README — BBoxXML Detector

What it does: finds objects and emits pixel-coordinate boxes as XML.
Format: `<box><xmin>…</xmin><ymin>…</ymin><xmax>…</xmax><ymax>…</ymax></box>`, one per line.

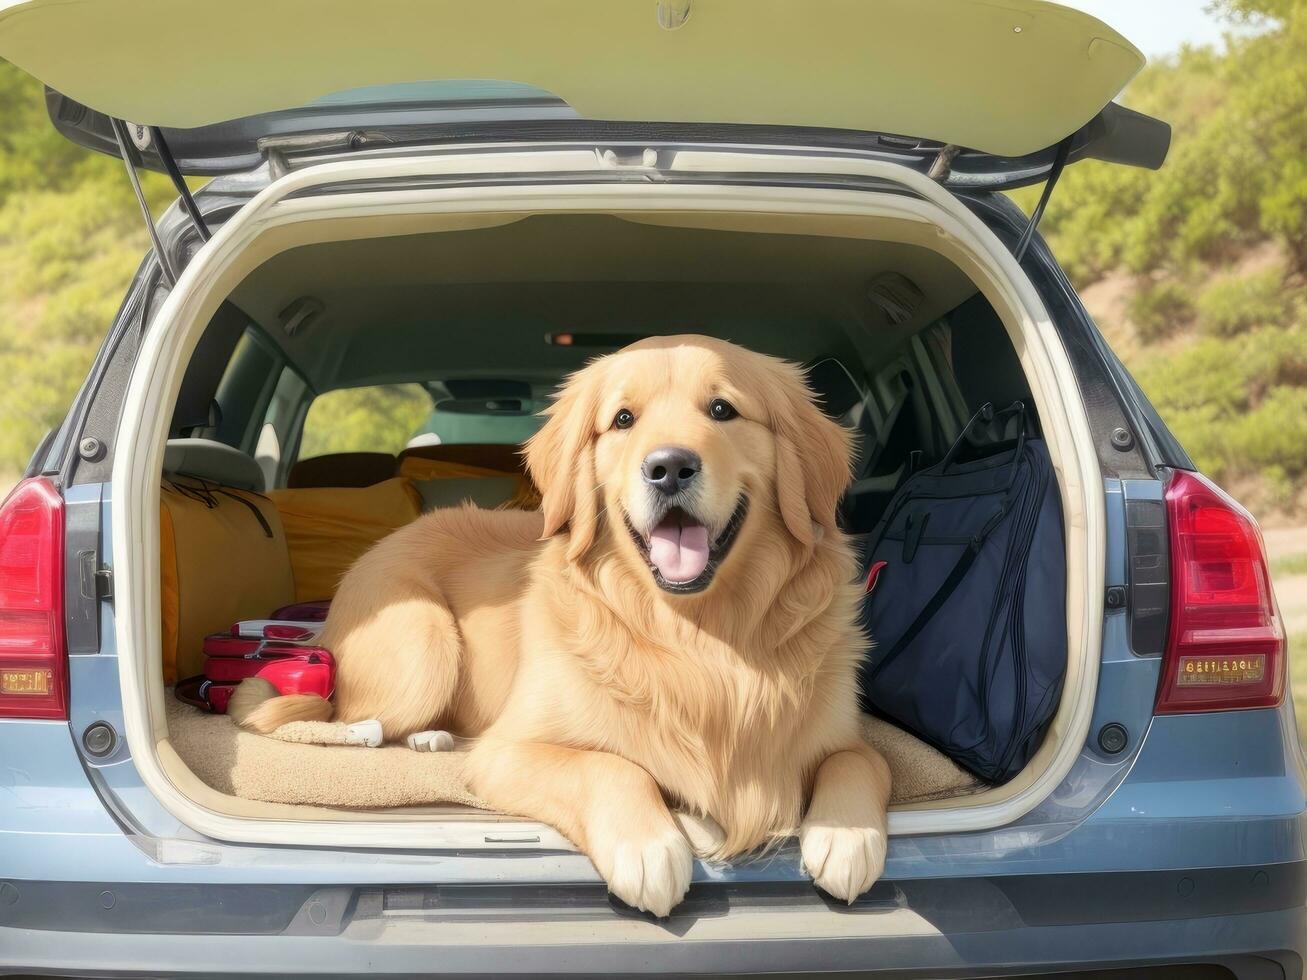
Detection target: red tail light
<box><xmin>1155</xmin><ymin>470</ymin><xmax>1284</xmax><ymax>714</ymax></box>
<box><xmin>0</xmin><ymin>478</ymin><xmax>67</xmax><ymax>720</ymax></box>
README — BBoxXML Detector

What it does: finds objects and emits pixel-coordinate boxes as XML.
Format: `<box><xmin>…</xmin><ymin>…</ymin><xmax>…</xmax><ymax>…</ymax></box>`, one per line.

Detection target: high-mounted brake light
<box><xmin>1155</xmin><ymin>470</ymin><xmax>1284</xmax><ymax>714</ymax></box>
<box><xmin>0</xmin><ymin>478</ymin><xmax>67</xmax><ymax>720</ymax></box>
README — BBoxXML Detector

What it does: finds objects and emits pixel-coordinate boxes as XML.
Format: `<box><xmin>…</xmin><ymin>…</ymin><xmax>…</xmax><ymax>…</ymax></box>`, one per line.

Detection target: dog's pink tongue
<box><xmin>649</xmin><ymin>520</ymin><xmax>710</xmax><ymax>583</ymax></box>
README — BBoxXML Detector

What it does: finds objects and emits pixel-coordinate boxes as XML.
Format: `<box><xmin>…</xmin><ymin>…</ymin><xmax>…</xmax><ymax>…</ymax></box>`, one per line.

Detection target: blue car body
<box><xmin>0</xmin><ymin>163</ymin><xmax>1301</xmax><ymax>977</ymax></box>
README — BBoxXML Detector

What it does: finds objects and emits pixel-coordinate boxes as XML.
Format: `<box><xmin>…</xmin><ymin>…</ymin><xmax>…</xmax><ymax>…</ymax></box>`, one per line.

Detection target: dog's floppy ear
<box><xmin>524</xmin><ymin>366</ymin><xmax>601</xmax><ymax>561</ymax></box>
<box><xmin>769</xmin><ymin>361</ymin><xmax>853</xmax><ymax>547</ymax></box>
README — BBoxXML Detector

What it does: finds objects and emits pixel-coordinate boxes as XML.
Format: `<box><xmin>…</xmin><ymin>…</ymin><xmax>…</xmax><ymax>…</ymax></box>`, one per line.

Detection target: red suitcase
<box><xmin>176</xmin><ymin>624</ymin><xmax>335</xmax><ymax>714</ymax></box>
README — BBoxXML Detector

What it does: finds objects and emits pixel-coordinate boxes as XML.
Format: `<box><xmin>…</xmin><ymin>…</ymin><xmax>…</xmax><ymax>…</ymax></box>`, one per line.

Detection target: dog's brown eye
<box><xmin>613</xmin><ymin>408</ymin><xmax>635</xmax><ymax>430</ymax></box>
<box><xmin>708</xmin><ymin>398</ymin><xmax>738</xmax><ymax>422</ymax></box>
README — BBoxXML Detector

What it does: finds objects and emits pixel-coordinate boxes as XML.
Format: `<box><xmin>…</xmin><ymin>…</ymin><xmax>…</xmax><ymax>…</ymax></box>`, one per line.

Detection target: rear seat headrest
<box><xmin>163</xmin><ymin>438</ymin><xmax>265</xmax><ymax>492</ymax></box>
<box><xmin>287</xmin><ymin>452</ymin><xmax>397</xmax><ymax>489</ymax></box>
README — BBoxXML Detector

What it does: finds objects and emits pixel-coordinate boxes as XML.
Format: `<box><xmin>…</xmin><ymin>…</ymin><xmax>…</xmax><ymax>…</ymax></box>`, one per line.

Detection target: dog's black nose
<box><xmin>642</xmin><ymin>446</ymin><xmax>701</xmax><ymax>496</ymax></box>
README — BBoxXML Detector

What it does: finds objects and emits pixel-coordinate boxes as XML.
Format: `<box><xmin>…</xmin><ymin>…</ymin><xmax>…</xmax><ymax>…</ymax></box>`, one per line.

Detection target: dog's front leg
<box><xmin>468</xmin><ymin>740</ymin><xmax>692</xmax><ymax>916</ymax></box>
<box><xmin>799</xmin><ymin>744</ymin><xmax>891</xmax><ymax>903</ymax></box>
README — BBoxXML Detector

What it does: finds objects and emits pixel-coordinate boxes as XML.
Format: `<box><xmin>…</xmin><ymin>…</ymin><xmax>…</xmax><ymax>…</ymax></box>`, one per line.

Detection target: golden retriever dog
<box><xmin>232</xmin><ymin>335</ymin><xmax>891</xmax><ymax>915</ymax></box>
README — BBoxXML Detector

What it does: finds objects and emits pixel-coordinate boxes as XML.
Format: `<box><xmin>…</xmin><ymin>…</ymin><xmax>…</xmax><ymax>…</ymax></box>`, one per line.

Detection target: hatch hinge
<box><xmin>1012</xmin><ymin>134</ymin><xmax>1074</xmax><ymax>262</ymax></box>
<box><xmin>927</xmin><ymin>144</ymin><xmax>961</xmax><ymax>182</ymax></box>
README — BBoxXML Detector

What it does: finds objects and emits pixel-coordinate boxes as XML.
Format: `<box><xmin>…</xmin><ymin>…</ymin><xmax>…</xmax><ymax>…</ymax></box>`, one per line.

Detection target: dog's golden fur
<box><xmin>232</xmin><ymin>335</ymin><xmax>891</xmax><ymax>914</ymax></box>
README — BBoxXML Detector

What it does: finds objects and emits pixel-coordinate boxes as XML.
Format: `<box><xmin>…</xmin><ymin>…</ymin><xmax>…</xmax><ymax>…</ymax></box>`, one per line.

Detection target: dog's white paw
<box><xmin>596</xmin><ymin>828</ymin><xmax>693</xmax><ymax>917</ymax></box>
<box><xmin>406</xmin><ymin>729</ymin><xmax>456</xmax><ymax>752</ymax></box>
<box><xmin>673</xmin><ymin>810</ymin><xmax>726</xmax><ymax>859</ymax></box>
<box><xmin>344</xmin><ymin>719</ymin><xmax>383</xmax><ymax>748</ymax></box>
<box><xmin>799</xmin><ymin>821</ymin><xmax>886</xmax><ymax>904</ymax></box>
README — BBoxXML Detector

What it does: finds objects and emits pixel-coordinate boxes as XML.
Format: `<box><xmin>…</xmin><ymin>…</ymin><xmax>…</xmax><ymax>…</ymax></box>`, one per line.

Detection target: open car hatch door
<box><xmin>0</xmin><ymin>0</ymin><xmax>1168</xmax><ymax>185</ymax></box>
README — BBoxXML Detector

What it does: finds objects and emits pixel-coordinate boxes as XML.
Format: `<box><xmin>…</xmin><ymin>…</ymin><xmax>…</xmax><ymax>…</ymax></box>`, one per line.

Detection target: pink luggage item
<box><xmin>269</xmin><ymin>599</ymin><xmax>331</xmax><ymax>622</ymax></box>
<box><xmin>175</xmin><ymin>630</ymin><xmax>335</xmax><ymax>714</ymax></box>
<box><xmin>231</xmin><ymin>620</ymin><xmax>324</xmax><ymax>643</ymax></box>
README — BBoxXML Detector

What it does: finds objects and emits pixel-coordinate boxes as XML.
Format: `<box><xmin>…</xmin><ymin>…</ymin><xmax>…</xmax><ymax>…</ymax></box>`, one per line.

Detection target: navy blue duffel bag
<box><xmin>858</xmin><ymin>401</ymin><xmax>1066</xmax><ymax>784</ymax></box>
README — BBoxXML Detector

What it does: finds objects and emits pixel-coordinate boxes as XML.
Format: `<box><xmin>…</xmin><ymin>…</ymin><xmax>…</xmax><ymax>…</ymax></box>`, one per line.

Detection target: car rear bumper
<box><xmin>8</xmin><ymin>664</ymin><xmax>1307</xmax><ymax>976</ymax></box>
<box><xmin>2</xmin><ymin>870</ymin><xmax>1305</xmax><ymax>978</ymax></box>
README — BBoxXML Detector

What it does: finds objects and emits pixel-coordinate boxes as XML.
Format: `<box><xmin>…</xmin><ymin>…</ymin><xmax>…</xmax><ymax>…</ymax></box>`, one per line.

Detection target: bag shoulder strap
<box><xmin>868</xmin><ymin>541</ymin><xmax>979</xmax><ymax>680</ymax></box>
<box><xmin>867</xmin><ymin>501</ymin><xmax>1012</xmax><ymax>680</ymax></box>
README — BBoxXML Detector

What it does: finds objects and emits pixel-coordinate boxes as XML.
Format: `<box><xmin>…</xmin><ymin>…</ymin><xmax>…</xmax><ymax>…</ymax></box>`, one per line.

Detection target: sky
<box><xmin>1061</xmin><ymin>0</ymin><xmax>1231</xmax><ymax>56</ymax></box>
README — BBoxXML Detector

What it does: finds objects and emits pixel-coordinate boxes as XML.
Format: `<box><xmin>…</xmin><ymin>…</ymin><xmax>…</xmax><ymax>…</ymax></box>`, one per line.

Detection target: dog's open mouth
<box><xmin>626</xmin><ymin>498</ymin><xmax>748</xmax><ymax>594</ymax></box>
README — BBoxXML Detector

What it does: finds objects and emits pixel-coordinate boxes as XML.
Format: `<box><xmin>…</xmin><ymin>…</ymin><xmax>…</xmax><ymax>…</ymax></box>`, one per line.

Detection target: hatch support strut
<box><xmin>1012</xmin><ymin>135</ymin><xmax>1073</xmax><ymax>262</ymax></box>
<box><xmin>108</xmin><ymin>118</ymin><xmax>212</xmax><ymax>287</ymax></box>
<box><xmin>150</xmin><ymin>126</ymin><xmax>211</xmax><ymax>244</ymax></box>
<box><xmin>109</xmin><ymin>117</ymin><xmax>177</xmax><ymax>287</ymax></box>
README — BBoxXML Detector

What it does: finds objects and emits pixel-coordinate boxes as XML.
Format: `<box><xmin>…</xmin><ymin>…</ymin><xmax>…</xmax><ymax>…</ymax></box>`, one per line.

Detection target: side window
<box><xmin>944</xmin><ymin>294</ymin><xmax>1033</xmax><ymax>414</ymax></box>
<box><xmin>212</xmin><ymin>328</ymin><xmax>282</xmax><ymax>452</ymax></box>
<box><xmin>172</xmin><ymin>305</ymin><xmax>262</xmax><ymax>442</ymax></box>
<box><xmin>911</xmin><ymin>320</ymin><xmax>968</xmax><ymax>449</ymax></box>
<box><xmin>255</xmin><ymin>366</ymin><xmax>311</xmax><ymax>489</ymax></box>
<box><xmin>298</xmin><ymin>384</ymin><xmax>433</xmax><ymax>461</ymax></box>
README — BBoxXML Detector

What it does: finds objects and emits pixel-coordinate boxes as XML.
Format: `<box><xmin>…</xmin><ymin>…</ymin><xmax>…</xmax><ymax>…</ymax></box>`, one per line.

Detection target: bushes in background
<box><xmin>1195</xmin><ymin>270</ymin><xmax>1298</xmax><ymax>336</ymax></box>
<box><xmin>0</xmin><ymin>61</ymin><xmax>171</xmax><ymax>476</ymax></box>
<box><xmin>1128</xmin><ymin>280</ymin><xmax>1195</xmax><ymax>342</ymax></box>
<box><xmin>1017</xmin><ymin>0</ymin><xmax>1307</xmax><ymax>510</ymax></box>
<box><xmin>1026</xmin><ymin>1</ymin><xmax>1307</xmax><ymax>283</ymax></box>
<box><xmin>1135</xmin><ymin>323</ymin><xmax>1307</xmax><ymax>508</ymax></box>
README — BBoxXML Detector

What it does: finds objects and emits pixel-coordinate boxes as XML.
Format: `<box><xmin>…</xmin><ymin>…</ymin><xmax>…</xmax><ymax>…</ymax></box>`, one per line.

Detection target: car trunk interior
<box><xmin>146</xmin><ymin>208</ymin><xmax>1071</xmax><ymax>833</ymax></box>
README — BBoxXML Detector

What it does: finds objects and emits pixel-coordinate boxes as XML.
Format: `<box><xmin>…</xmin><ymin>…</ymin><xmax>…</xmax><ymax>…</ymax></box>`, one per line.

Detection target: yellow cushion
<box><xmin>268</xmin><ymin>477</ymin><xmax>422</xmax><ymax>601</ymax></box>
<box><xmin>159</xmin><ymin>483</ymin><xmax>296</xmax><ymax>683</ymax></box>
<box><xmin>397</xmin><ymin>457</ymin><xmax>540</xmax><ymax>510</ymax></box>
<box><xmin>398</xmin><ymin>456</ymin><xmax>510</xmax><ymax>481</ymax></box>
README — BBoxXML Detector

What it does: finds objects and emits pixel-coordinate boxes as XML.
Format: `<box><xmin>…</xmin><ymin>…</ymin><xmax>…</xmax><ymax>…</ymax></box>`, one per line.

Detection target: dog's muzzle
<box><xmin>625</xmin><ymin>497</ymin><xmax>749</xmax><ymax>594</ymax></box>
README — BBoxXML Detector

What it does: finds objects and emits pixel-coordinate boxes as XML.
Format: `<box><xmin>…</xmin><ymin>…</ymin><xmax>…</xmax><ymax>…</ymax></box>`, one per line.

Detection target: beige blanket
<box><xmin>166</xmin><ymin>695</ymin><xmax>980</xmax><ymax>810</ymax></box>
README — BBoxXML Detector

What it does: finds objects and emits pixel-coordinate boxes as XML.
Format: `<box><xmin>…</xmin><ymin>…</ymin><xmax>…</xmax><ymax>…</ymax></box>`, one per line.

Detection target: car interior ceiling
<box><xmin>223</xmin><ymin>214</ymin><xmax>975</xmax><ymax>390</ymax></box>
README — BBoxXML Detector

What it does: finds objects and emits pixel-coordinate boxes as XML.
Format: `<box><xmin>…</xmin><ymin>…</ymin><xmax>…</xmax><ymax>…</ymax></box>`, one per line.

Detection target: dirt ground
<box><xmin>1263</xmin><ymin>527</ymin><xmax>1307</xmax><ymax>745</ymax></box>
<box><xmin>1267</xmin><ymin>526</ymin><xmax>1307</xmax><ymax>636</ymax></box>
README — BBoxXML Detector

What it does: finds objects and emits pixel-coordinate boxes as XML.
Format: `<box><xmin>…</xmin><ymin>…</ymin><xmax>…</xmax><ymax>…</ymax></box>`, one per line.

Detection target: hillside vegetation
<box><xmin>0</xmin><ymin>0</ymin><xmax>1305</xmax><ymax>513</ymax></box>
<box><xmin>0</xmin><ymin>67</ymin><xmax>171</xmax><ymax>479</ymax></box>
<box><xmin>1012</xmin><ymin>0</ymin><xmax>1307</xmax><ymax>515</ymax></box>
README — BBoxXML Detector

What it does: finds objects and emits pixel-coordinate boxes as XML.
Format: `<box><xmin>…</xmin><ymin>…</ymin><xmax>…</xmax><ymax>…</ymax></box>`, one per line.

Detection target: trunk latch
<box><xmin>78</xmin><ymin>552</ymin><xmax>113</xmax><ymax>601</ymax></box>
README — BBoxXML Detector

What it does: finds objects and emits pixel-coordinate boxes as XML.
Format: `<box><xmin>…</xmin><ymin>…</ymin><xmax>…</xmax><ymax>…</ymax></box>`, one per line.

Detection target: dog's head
<box><xmin>525</xmin><ymin>335</ymin><xmax>851</xmax><ymax>595</ymax></box>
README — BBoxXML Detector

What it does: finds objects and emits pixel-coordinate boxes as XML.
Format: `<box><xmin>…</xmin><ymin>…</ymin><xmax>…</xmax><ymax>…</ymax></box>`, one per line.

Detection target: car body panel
<box><xmin>0</xmin><ymin>0</ymin><xmax>1143</xmax><ymax>157</ymax></box>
